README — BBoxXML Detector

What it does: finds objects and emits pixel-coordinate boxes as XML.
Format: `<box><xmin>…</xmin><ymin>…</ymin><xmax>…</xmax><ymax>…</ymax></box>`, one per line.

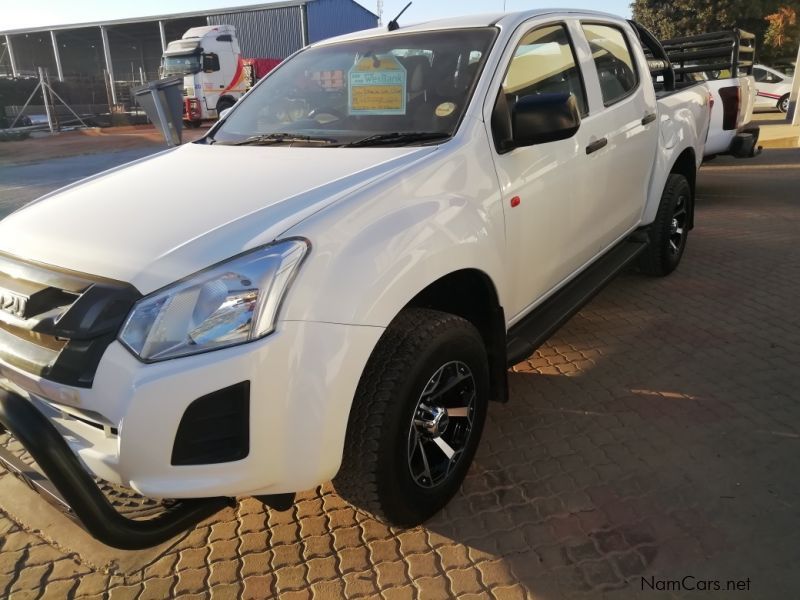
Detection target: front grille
<box><xmin>0</xmin><ymin>252</ymin><xmax>140</xmax><ymax>388</ymax></box>
<box><xmin>172</xmin><ymin>382</ymin><xmax>250</xmax><ymax>466</ymax></box>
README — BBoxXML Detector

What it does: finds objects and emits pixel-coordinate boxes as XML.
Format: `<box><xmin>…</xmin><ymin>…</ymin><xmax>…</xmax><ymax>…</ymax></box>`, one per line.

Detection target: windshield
<box><xmin>211</xmin><ymin>28</ymin><xmax>497</xmax><ymax>146</ymax></box>
<box><xmin>162</xmin><ymin>54</ymin><xmax>202</xmax><ymax>77</ymax></box>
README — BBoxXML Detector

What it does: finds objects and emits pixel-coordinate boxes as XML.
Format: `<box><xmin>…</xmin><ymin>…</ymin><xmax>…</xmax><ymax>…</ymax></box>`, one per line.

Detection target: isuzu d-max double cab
<box><xmin>0</xmin><ymin>10</ymin><xmax>710</xmax><ymax>548</ymax></box>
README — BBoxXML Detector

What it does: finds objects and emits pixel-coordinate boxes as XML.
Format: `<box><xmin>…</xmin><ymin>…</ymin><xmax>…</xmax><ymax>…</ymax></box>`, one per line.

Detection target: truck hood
<box><xmin>0</xmin><ymin>143</ymin><xmax>436</xmax><ymax>294</ymax></box>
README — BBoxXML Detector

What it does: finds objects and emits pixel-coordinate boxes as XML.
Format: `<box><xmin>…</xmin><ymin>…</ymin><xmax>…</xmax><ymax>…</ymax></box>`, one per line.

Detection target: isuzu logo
<box><xmin>0</xmin><ymin>288</ymin><xmax>28</xmax><ymax>318</ymax></box>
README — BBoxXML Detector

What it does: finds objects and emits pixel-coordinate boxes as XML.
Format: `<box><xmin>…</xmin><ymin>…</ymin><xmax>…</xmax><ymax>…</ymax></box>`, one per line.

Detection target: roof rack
<box><xmin>661</xmin><ymin>29</ymin><xmax>755</xmax><ymax>79</ymax></box>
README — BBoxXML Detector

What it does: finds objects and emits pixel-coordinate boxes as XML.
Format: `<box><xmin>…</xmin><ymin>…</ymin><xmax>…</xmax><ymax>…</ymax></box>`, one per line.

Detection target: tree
<box><xmin>764</xmin><ymin>6</ymin><xmax>799</xmax><ymax>50</ymax></box>
<box><xmin>631</xmin><ymin>0</ymin><xmax>800</xmax><ymax>61</ymax></box>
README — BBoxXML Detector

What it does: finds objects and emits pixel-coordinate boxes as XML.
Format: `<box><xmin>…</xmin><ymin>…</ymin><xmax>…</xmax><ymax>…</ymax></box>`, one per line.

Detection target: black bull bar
<box><xmin>0</xmin><ymin>388</ymin><xmax>232</xmax><ymax>550</ymax></box>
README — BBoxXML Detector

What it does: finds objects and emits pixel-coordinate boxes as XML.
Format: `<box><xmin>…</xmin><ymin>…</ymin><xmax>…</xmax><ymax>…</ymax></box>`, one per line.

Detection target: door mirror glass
<box><xmin>511</xmin><ymin>92</ymin><xmax>581</xmax><ymax>147</ymax></box>
<box><xmin>203</xmin><ymin>53</ymin><xmax>220</xmax><ymax>73</ymax></box>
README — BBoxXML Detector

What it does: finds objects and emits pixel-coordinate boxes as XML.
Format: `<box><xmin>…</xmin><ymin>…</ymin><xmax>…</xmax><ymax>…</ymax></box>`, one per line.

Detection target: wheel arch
<box><xmin>403</xmin><ymin>269</ymin><xmax>509</xmax><ymax>403</ymax></box>
<box><xmin>643</xmin><ymin>145</ymin><xmax>698</xmax><ymax>231</ymax></box>
<box><xmin>668</xmin><ymin>147</ymin><xmax>697</xmax><ymax>230</ymax></box>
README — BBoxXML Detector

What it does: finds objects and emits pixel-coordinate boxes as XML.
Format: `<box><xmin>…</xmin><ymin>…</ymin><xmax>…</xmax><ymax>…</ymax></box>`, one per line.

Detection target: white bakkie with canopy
<box><xmin>0</xmin><ymin>9</ymin><xmax>711</xmax><ymax>549</ymax></box>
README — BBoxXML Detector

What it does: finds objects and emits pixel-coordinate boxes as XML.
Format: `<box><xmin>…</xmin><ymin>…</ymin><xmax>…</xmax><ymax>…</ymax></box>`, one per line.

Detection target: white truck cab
<box><xmin>161</xmin><ymin>25</ymin><xmax>252</xmax><ymax>124</ymax></box>
<box><xmin>0</xmin><ymin>10</ymin><xmax>711</xmax><ymax>549</ymax></box>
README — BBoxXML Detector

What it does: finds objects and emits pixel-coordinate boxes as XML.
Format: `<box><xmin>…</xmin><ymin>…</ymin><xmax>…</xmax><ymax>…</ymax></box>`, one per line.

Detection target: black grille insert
<box><xmin>171</xmin><ymin>382</ymin><xmax>250</xmax><ymax>466</ymax></box>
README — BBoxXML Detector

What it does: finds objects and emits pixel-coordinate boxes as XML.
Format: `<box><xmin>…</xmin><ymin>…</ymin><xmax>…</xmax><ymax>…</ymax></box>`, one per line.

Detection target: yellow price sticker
<box><xmin>348</xmin><ymin>55</ymin><xmax>407</xmax><ymax>115</ymax></box>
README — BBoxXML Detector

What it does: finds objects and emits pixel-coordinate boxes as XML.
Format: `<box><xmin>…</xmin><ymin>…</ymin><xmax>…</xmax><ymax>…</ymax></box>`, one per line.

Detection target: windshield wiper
<box><xmin>221</xmin><ymin>133</ymin><xmax>340</xmax><ymax>146</ymax></box>
<box><xmin>345</xmin><ymin>131</ymin><xmax>451</xmax><ymax>147</ymax></box>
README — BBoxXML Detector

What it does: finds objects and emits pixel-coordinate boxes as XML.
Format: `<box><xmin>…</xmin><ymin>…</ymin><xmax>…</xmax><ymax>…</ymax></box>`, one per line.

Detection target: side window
<box><xmin>582</xmin><ymin>24</ymin><xmax>638</xmax><ymax>106</ymax></box>
<box><xmin>502</xmin><ymin>24</ymin><xmax>588</xmax><ymax>116</ymax></box>
<box><xmin>753</xmin><ymin>68</ymin><xmax>767</xmax><ymax>82</ymax></box>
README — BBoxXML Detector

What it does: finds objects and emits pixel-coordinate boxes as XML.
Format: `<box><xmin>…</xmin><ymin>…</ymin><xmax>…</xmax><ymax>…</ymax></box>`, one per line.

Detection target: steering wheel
<box><xmin>309</xmin><ymin>107</ymin><xmax>346</xmax><ymax>124</ymax></box>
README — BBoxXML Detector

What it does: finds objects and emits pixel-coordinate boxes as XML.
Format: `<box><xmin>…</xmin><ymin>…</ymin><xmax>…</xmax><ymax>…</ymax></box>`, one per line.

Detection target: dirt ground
<box><xmin>0</xmin><ymin>125</ymin><xmax>209</xmax><ymax>166</ymax></box>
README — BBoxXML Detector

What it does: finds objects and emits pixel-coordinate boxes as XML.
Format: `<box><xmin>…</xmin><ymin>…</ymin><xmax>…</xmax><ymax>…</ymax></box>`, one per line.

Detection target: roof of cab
<box><xmin>313</xmin><ymin>8</ymin><xmax>623</xmax><ymax>46</ymax></box>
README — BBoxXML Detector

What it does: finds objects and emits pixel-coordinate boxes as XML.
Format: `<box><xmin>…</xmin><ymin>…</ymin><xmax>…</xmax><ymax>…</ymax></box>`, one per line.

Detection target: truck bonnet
<box><xmin>0</xmin><ymin>143</ymin><xmax>436</xmax><ymax>294</ymax></box>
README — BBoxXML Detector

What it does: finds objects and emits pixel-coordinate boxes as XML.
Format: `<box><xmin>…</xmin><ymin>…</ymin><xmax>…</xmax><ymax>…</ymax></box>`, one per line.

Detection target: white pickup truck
<box><xmin>0</xmin><ymin>10</ymin><xmax>710</xmax><ymax>549</ymax></box>
<box><xmin>660</xmin><ymin>29</ymin><xmax>760</xmax><ymax>159</ymax></box>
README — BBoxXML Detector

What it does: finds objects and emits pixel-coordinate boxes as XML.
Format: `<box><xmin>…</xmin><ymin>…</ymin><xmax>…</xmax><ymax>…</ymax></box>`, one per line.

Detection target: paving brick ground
<box><xmin>0</xmin><ymin>148</ymin><xmax>798</xmax><ymax>598</ymax></box>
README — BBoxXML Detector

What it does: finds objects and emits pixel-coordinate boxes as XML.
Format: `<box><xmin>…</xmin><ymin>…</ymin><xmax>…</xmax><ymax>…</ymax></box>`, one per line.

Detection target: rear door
<box><xmin>581</xmin><ymin>21</ymin><xmax>659</xmax><ymax>251</ymax></box>
<box><xmin>575</xmin><ymin>21</ymin><xmax>660</xmax><ymax>251</ymax></box>
<box><xmin>754</xmin><ymin>67</ymin><xmax>772</xmax><ymax>107</ymax></box>
<box><xmin>754</xmin><ymin>66</ymin><xmax>789</xmax><ymax>109</ymax></box>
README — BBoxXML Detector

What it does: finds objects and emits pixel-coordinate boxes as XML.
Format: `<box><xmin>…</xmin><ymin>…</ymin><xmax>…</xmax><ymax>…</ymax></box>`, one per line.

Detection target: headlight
<box><xmin>119</xmin><ymin>239</ymin><xmax>308</xmax><ymax>362</ymax></box>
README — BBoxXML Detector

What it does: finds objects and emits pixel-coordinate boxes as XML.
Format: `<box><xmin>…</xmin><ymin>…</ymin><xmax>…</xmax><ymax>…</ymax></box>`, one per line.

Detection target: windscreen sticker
<box><xmin>435</xmin><ymin>102</ymin><xmax>457</xmax><ymax>117</ymax></box>
<box><xmin>348</xmin><ymin>55</ymin><xmax>407</xmax><ymax>115</ymax></box>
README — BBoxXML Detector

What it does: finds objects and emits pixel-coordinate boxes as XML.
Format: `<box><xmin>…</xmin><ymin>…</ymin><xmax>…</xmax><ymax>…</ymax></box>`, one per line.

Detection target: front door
<box><xmin>487</xmin><ymin>22</ymin><xmax>607</xmax><ymax>322</ymax></box>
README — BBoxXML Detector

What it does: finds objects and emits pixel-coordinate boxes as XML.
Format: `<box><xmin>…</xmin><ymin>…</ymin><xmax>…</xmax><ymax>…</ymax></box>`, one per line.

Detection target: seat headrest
<box><xmin>399</xmin><ymin>56</ymin><xmax>432</xmax><ymax>93</ymax></box>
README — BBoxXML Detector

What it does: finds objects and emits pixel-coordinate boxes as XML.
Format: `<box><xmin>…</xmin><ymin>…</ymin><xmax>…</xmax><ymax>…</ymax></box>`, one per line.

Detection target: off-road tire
<box><xmin>639</xmin><ymin>173</ymin><xmax>691</xmax><ymax>277</ymax></box>
<box><xmin>334</xmin><ymin>308</ymin><xmax>489</xmax><ymax>527</ymax></box>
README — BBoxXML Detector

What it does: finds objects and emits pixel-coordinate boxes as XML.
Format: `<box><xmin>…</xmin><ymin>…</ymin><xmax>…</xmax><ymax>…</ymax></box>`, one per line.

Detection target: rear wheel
<box><xmin>639</xmin><ymin>173</ymin><xmax>691</xmax><ymax>277</ymax></box>
<box><xmin>779</xmin><ymin>94</ymin><xmax>790</xmax><ymax>114</ymax></box>
<box><xmin>334</xmin><ymin>308</ymin><xmax>489</xmax><ymax>527</ymax></box>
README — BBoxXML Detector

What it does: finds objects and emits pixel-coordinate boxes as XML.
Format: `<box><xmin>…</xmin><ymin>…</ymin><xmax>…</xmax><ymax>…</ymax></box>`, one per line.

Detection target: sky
<box><xmin>3</xmin><ymin>0</ymin><xmax>632</xmax><ymax>31</ymax></box>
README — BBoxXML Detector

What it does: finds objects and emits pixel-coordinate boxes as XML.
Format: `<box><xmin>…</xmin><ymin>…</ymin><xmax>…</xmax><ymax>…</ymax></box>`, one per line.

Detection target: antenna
<box><xmin>388</xmin><ymin>2</ymin><xmax>412</xmax><ymax>32</ymax></box>
<box><xmin>377</xmin><ymin>0</ymin><xmax>384</xmax><ymax>26</ymax></box>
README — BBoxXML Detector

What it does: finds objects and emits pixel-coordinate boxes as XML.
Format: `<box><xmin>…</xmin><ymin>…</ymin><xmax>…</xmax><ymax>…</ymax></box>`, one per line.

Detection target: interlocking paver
<box><xmin>1</xmin><ymin>150</ymin><xmax>799</xmax><ymax>598</ymax></box>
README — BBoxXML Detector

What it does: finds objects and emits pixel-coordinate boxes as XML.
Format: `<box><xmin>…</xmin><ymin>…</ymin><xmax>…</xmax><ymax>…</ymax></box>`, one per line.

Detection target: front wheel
<box><xmin>779</xmin><ymin>94</ymin><xmax>790</xmax><ymax>114</ymax></box>
<box><xmin>639</xmin><ymin>173</ymin><xmax>691</xmax><ymax>277</ymax></box>
<box><xmin>334</xmin><ymin>308</ymin><xmax>489</xmax><ymax>527</ymax></box>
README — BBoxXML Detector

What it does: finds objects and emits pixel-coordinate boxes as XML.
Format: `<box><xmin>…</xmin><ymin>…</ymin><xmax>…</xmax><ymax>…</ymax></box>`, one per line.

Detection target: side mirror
<box><xmin>511</xmin><ymin>93</ymin><xmax>581</xmax><ymax>147</ymax></box>
<box><xmin>203</xmin><ymin>53</ymin><xmax>220</xmax><ymax>73</ymax></box>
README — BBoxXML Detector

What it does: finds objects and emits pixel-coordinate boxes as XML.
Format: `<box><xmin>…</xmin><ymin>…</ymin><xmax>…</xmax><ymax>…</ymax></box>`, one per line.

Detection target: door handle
<box><xmin>586</xmin><ymin>137</ymin><xmax>608</xmax><ymax>155</ymax></box>
<box><xmin>641</xmin><ymin>112</ymin><xmax>657</xmax><ymax>125</ymax></box>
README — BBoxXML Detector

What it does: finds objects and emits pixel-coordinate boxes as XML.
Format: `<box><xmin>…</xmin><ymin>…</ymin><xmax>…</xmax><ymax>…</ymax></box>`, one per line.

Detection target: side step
<box><xmin>506</xmin><ymin>238</ymin><xmax>648</xmax><ymax>366</ymax></box>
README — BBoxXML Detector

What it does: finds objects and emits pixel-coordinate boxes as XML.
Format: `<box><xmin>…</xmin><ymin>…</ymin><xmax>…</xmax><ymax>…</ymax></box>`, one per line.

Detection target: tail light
<box><xmin>183</xmin><ymin>98</ymin><xmax>202</xmax><ymax>121</ymax></box>
<box><xmin>718</xmin><ymin>86</ymin><xmax>740</xmax><ymax>131</ymax></box>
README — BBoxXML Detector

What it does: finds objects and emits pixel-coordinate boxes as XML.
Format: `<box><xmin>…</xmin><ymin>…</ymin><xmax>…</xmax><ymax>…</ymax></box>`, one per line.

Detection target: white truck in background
<box><xmin>659</xmin><ymin>29</ymin><xmax>760</xmax><ymax>159</ymax></box>
<box><xmin>160</xmin><ymin>25</ymin><xmax>280</xmax><ymax>127</ymax></box>
<box><xmin>0</xmin><ymin>10</ymin><xmax>711</xmax><ymax>549</ymax></box>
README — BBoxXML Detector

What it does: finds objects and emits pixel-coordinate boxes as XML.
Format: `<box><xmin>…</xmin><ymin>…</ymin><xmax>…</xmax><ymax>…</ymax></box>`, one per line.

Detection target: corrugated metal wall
<box><xmin>207</xmin><ymin>1</ymin><xmax>378</xmax><ymax>59</ymax></box>
<box><xmin>208</xmin><ymin>6</ymin><xmax>304</xmax><ymax>59</ymax></box>
<box><xmin>307</xmin><ymin>0</ymin><xmax>378</xmax><ymax>44</ymax></box>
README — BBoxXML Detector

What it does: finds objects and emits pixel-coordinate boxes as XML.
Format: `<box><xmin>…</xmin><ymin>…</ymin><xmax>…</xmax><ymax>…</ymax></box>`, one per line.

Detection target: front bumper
<box><xmin>0</xmin><ymin>388</ymin><xmax>231</xmax><ymax>549</ymax></box>
<box><xmin>0</xmin><ymin>319</ymin><xmax>382</xmax><ymax>548</ymax></box>
<box><xmin>0</xmin><ymin>320</ymin><xmax>382</xmax><ymax>499</ymax></box>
